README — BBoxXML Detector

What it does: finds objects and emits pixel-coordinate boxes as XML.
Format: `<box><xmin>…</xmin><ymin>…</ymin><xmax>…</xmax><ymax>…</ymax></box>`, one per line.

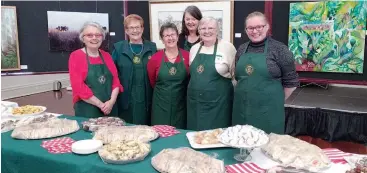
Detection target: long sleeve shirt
<box><xmin>147</xmin><ymin>48</ymin><xmax>190</xmax><ymax>87</ymax></box>
<box><xmin>68</xmin><ymin>49</ymin><xmax>123</xmax><ymax>104</ymax></box>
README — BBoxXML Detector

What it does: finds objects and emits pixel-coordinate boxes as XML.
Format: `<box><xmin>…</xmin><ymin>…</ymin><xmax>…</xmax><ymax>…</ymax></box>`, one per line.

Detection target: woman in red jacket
<box><xmin>69</xmin><ymin>22</ymin><xmax>123</xmax><ymax>117</ymax></box>
<box><xmin>147</xmin><ymin>23</ymin><xmax>190</xmax><ymax>128</ymax></box>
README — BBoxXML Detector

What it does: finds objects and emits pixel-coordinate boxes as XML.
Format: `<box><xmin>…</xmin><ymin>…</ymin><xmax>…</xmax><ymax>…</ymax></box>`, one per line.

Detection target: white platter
<box><xmin>72</xmin><ymin>139</ymin><xmax>103</xmax><ymax>155</ymax></box>
<box><xmin>8</xmin><ymin>106</ymin><xmax>47</xmax><ymax>119</ymax></box>
<box><xmin>186</xmin><ymin>130</ymin><xmax>228</xmax><ymax>149</ymax></box>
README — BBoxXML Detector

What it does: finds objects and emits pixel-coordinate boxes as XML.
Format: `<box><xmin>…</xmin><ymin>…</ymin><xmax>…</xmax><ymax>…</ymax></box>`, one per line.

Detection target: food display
<box><xmin>15</xmin><ymin>114</ymin><xmax>56</xmax><ymax>127</ymax></box>
<box><xmin>219</xmin><ymin>125</ymin><xmax>269</xmax><ymax>148</ymax></box>
<box><xmin>346</xmin><ymin>157</ymin><xmax>367</xmax><ymax>173</ymax></box>
<box><xmin>82</xmin><ymin>117</ymin><xmax>125</xmax><ymax>132</ymax></box>
<box><xmin>1</xmin><ymin>119</ymin><xmax>20</xmax><ymax>133</ymax></box>
<box><xmin>99</xmin><ymin>140</ymin><xmax>151</xmax><ymax>164</ymax></box>
<box><xmin>11</xmin><ymin>118</ymin><xmax>79</xmax><ymax>139</ymax></box>
<box><xmin>93</xmin><ymin>126</ymin><xmax>159</xmax><ymax>144</ymax></box>
<box><xmin>194</xmin><ymin>128</ymin><xmax>223</xmax><ymax>145</ymax></box>
<box><xmin>261</xmin><ymin>133</ymin><xmax>330</xmax><ymax>172</ymax></box>
<box><xmin>11</xmin><ymin>105</ymin><xmax>44</xmax><ymax>115</ymax></box>
<box><xmin>151</xmin><ymin>147</ymin><xmax>225</xmax><ymax>173</ymax></box>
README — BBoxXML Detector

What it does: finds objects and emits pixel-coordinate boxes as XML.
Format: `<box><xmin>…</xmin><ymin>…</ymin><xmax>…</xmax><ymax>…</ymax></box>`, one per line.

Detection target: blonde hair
<box><xmin>245</xmin><ymin>11</ymin><xmax>268</xmax><ymax>26</ymax></box>
<box><xmin>124</xmin><ymin>14</ymin><xmax>144</xmax><ymax>29</ymax></box>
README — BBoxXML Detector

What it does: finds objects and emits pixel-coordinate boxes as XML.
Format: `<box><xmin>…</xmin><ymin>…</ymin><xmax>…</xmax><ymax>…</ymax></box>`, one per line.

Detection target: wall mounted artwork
<box><xmin>1</xmin><ymin>6</ymin><xmax>21</xmax><ymax>71</ymax></box>
<box><xmin>149</xmin><ymin>0</ymin><xmax>233</xmax><ymax>49</ymax></box>
<box><xmin>47</xmin><ymin>11</ymin><xmax>109</xmax><ymax>52</ymax></box>
<box><xmin>288</xmin><ymin>1</ymin><xmax>367</xmax><ymax>73</ymax></box>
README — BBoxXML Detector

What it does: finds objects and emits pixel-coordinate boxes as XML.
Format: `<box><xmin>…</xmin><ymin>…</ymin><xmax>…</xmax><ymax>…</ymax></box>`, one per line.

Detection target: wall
<box><xmin>1</xmin><ymin>1</ymin><xmax>125</xmax><ymax>99</ymax></box>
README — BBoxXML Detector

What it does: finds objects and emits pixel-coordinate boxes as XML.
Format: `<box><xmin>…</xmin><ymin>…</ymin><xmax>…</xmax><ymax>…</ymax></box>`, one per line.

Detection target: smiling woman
<box><xmin>68</xmin><ymin>21</ymin><xmax>123</xmax><ymax>118</ymax></box>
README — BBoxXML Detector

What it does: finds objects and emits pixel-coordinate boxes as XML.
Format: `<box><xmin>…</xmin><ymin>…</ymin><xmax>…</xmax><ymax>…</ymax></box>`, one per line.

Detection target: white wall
<box><xmin>1</xmin><ymin>73</ymin><xmax>70</xmax><ymax>100</ymax></box>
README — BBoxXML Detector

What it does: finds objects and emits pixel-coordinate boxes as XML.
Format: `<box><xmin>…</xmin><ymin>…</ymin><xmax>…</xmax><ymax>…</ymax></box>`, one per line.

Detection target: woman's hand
<box><xmin>101</xmin><ymin>99</ymin><xmax>115</xmax><ymax>115</ymax></box>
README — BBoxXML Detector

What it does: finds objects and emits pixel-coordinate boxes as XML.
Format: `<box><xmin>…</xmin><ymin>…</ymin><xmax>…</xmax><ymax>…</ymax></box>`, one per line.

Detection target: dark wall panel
<box><xmin>272</xmin><ymin>1</ymin><xmax>367</xmax><ymax>81</ymax></box>
<box><xmin>1</xmin><ymin>1</ymin><xmax>124</xmax><ymax>73</ymax></box>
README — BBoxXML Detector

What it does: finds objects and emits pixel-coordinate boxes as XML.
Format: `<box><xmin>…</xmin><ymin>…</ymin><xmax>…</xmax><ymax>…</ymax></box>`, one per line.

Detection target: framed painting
<box><xmin>1</xmin><ymin>6</ymin><xmax>21</xmax><ymax>71</ymax></box>
<box><xmin>149</xmin><ymin>0</ymin><xmax>234</xmax><ymax>49</ymax></box>
<box><xmin>288</xmin><ymin>1</ymin><xmax>367</xmax><ymax>73</ymax></box>
<box><xmin>47</xmin><ymin>11</ymin><xmax>109</xmax><ymax>52</ymax></box>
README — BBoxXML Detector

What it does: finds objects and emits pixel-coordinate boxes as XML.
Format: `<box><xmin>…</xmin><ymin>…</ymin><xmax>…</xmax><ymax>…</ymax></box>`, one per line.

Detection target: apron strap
<box><xmin>85</xmin><ymin>48</ymin><xmax>108</xmax><ymax>74</ymax></box>
<box><xmin>196</xmin><ymin>39</ymin><xmax>218</xmax><ymax>59</ymax></box>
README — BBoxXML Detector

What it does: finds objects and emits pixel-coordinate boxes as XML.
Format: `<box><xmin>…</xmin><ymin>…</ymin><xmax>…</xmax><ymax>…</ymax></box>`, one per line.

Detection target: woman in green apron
<box><xmin>232</xmin><ymin>12</ymin><xmax>299</xmax><ymax>134</ymax></box>
<box><xmin>178</xmin><ymin>6</ymin><xmax>202</xmax><ymax>51</ymax></box>
<box><xmin>69</xmin><ymin>22</ymin><xmax>123</xmax><ymax>118</ymax></box>
<box><xmin>148</xmin><ymin>23</ymin><xmax>190</xmax><ymax>129</ymax></box>
<box><xmin>112</xmin><ymin>14</ymin><xmax>157</xmax><ymax>125</ymax></box>
<box><xmin>187</xmin><ymin>17</ymin><xmax>237</xmax><ymax>131</ymax></box>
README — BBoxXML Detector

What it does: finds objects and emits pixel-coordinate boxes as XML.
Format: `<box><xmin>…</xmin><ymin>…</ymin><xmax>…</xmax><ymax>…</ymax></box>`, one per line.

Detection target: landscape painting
<box><xmin>288</xmin><ymin>1</ymin><xmax>367</xmax><ymax>73</ymax></box>
<box><xmin>47</xmin><ymin>11</ymin><xmax>109</xmax><ymax>52</ymax></box>
<box><xmin>1</xmin><ymin>6</ymin><xmax>21</xmax><ymax>71</ymax></box>
<box><xmin>150</xmin><ymin>1</ymin><xmax>233</xmax><ymax>49</ymax></box>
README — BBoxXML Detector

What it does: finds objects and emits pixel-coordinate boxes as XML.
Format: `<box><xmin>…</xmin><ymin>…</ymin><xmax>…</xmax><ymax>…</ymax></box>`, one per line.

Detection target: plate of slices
<box><xmin>8</xmin><ymin>105</ymin><xmax>47</xmax><ymax>118</ymax></box>
<box><xmin>186</xmin><ymin>128</ymin><xmax>228</xmax><ymax>149</ymax></box>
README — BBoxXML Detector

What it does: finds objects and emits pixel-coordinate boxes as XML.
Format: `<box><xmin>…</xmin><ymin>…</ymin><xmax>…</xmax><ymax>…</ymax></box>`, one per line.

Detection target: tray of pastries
<box><xmin>219</xmin><ymin>125</ymin><xmax>269</xmax><ymax>148</ymax></box>
<box><xmin>82</xmin><ymin>117</ymin><xmax>125</xmax><ymax>132</ymax></box>
<box><xmin>11</xmin><ymin>118</ymin><xmax>79</xmax><ymax>139</ymax></box>
<box><xmin>261</xmin><ymin>133</ymin><xmax>331</xmax><ymax>173</ymax></box>
<box><xmin>151</xmin><ymin>147</ymin><xmax>225</xmax><ymax>173</ymax></box>
<box><xmin>93</xmin><ymin>125</ymin><xmax>159</xmax><ymax>144</ymax></box>
<box><xmin>186</xmin><ymin>128</ymin><xmax>227</xmax><ymax>149</ymax></box>
<box><xmin>99</xmin><ymin>140</ymin><xmax>151</xmax><ymax>164</ymax></box>
<box><xmin>1</xmin><ymin>119</ymin><xmax>20</xmax><ymax>133</ymax></box>
<box><xmin>9</xmin><ymin>105</ymin><xmax>47</xmax><ymax>118</ymax></box>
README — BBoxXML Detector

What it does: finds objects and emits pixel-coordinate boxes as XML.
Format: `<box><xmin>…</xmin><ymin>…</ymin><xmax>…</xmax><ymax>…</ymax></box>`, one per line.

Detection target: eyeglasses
<box><xmin>127</xmin><ymin>26</ymin><xmax>142</xmax><ymax>31</ymax></box>
<box><xmin>246</xmin><ymin>25</ymin><xmax>266</xmax><ymax>32</ymax></box>
<box><xmin>83</xmin><ymin>33</ymin><xmax>103</xmax><ymax>38</ymax></box>
<box><xmin>163</xmin><ymin>34</ymin><xmax>177</xmax><ymax>39</ymax></box>
<box><xmin>199</xmin><ymin>27</ymin><xmax>216</xmax><ymax>32</ymax></box>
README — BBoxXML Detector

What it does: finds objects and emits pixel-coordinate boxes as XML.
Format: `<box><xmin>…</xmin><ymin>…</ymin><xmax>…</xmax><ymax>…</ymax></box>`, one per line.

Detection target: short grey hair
<box><xmin>198</xmin><ymin>16</ymin><xmax>220</xmax><ymax>34</ymax></box>
<box><xmin>78</xmin><ymin>21</ymin><xmax>106</xmax><ymax>41</ymax></box>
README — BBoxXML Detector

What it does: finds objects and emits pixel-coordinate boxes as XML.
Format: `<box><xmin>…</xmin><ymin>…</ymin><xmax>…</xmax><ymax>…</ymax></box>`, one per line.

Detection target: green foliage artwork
<box><xmin>289</xmin><ymin>1</ymin><xmax>367</xmax><ymax>73</ymax></box>
<box><xmin>1</xmin><ymin>6</ymin><xmax>20</xmax><ymax>71</ymax></box>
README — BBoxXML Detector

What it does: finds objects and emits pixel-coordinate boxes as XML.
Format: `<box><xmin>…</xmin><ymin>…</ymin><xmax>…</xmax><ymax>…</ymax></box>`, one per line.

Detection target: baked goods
<box><xmin>261</xmin><ymin>133</ymin><xmax>330</xmax><ymax>172</ymax></box>
<box><xmin>93</xmin><ymin>126</ymin><xmax>159</xmax><ymax>144</ymax></box>
<box><xmin>346</xmin><ymin>157</ymin><xmax>367</xmax><ymax>173</ymax></box>
<box><xmin>82</xmin><ymin>117</ymin><xmax>125</xmax><ymax>131</ymax></box>
<box><xmin>194</xmin><ymin>129</ymin><xmax>223</xmax><ymax>145</ymax></box>
<box><xmin>1</xmin><ymin>119</ymin><xmax>20</xmax><ymax>133</ymax></box>
<box><xmin>99</xmin><ymin>140</ymin><xmax>150</xmax><ymax>164</ymax></box>
<box><xmin>11</xmin><ymin>118</ymin><xmax>79</xmax><ymax>139</ymax></box>
<box><xmin>12</xmin><ymin>105</ymin><xmax>43</xmax><ymax>115</ymax></box>
<box><xmin>220</xmin><ymin>125</ymin><xmax>269</xmax><ymax>148</ymax></box>
<box><xmin>151</xmin><ymin>147</ymin><xmax>225</xmax><ymax>173</ymax></box>
<box><xmin>15</xmin><ymin>114</ymin><xmax>56</xmax><ymax>127</ymax></box>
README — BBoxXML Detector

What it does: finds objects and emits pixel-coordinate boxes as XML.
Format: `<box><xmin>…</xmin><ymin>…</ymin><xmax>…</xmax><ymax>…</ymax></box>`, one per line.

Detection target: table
<box><xmin>2</xmin><ymin>115</ymin><xmax>239</xmax><ymax>173</ymax></box>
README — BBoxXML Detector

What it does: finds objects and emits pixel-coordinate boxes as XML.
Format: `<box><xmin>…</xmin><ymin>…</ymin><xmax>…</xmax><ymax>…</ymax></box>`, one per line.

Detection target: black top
<box><xmin>177</xmin><ymin>33</ymin><xmax>201</xmax><ymax>50</ymax></box>
<box><xmin>235</xmin><ymin>37</ymin><xmax>300</xmax><ymax>88</ymax></box>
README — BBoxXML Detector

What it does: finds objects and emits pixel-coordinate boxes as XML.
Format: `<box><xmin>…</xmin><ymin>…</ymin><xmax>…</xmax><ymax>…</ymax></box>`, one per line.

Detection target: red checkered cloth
<box><xmin>226</xmin><ymin>162</ymin><xmax>266</xmax><ymax>173</ymax></box>
<box><xmin>322</xmin><ymin>148</ymin><xmax>353</xmax><ymax>164</ymax></box>
<box><xmin>152</xmin><ymin>125</ymin><xmax>180</xmax><ymax>137</ymax></box>
<box><xmin>41</xmin><ymin>137</ymin><xmax>75</xmax><ymax>154</ymax></box>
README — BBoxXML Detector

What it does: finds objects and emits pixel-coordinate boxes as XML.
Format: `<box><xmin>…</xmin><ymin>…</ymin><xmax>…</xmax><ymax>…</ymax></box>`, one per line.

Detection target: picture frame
<box><xmin>1</xmin><ymin>6</ymin><xmax>21</xmax><ymax>71</ymax></box>
<box><xmin>149</xmin><ymin>0</ymin><xmax>234</xmax><ymax>49</ymax></box>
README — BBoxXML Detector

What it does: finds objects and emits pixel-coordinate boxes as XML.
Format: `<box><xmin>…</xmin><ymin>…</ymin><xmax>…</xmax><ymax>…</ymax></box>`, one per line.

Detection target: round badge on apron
<box><xmin>169</xmin><ymin>67</ymin><xmax>177</xmax><ymax>75</ymax></box>
<box><xmin>133</xmin><ymin>56</ymin><xmax>141</xmax><ymax>64</ymax></box>
<box><xmin>245</xmin><ymin>64</ymin><xmax>254</xmax><ymax>75</ymax></box>
<box><xmin>196</xmin><ymin>65</ymin><xmax>204</xmax><ymax>74</ymax></box>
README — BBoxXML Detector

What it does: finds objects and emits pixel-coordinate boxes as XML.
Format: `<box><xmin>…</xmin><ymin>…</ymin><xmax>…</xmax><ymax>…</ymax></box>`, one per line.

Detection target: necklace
<box><xmin>129</xmin><ymin>42</ymin><xmax>144</xmax><ymax>64</ymax></box>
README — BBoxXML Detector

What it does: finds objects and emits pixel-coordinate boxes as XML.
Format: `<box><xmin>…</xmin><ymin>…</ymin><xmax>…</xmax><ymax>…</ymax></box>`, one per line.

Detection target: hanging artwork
<box><xmin>288</xmin><ymin>1</ymin><xmax>367</xmax><ymax>73</ymax></box>
<box><xmin>47</xmin><ymin>11</ymin><xmax>109</xmax><ymax>52</ymax></box>
<box><xmin>149</xmin><ymin>0</ymin><xmax>233</xmax><ymax>49</ymax></box>
<box><xmin>1</xmin><ymin>6</ymin><xmax>21</xmax><ymax>71</ymax></box>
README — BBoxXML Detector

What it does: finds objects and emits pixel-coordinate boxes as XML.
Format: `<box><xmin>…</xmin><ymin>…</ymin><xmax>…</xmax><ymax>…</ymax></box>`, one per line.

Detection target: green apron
<box><xmin>232</xmin><ymin>40</ymin><xmax>285</xmax><ymax>134</ymax></box>
<box><xmin>74</xmin><ymin>49</ymin><xmax>118</xmax><ymax>118</ymax></box>
<box><xmin>151</xmin><ymin>50</ymin><xmax>188</xmax><ymax>128</ymax></box>
<box><xmin>187</xmin><ymin>41</ymin><xmax>233</xmax><ymax>131</ymax></box>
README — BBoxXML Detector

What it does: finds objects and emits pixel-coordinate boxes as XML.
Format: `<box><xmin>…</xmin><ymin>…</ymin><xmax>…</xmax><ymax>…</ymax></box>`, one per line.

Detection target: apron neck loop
<box><xmin>85</xmin><ymin>48</ymin><xmax>105</xmax><ymax>65</ymax></box>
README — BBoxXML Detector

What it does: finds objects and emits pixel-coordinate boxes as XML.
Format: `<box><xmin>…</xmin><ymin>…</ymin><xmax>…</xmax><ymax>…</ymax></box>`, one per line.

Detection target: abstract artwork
<box><xmin>150</xmin><ymin>1</ymin><xmax>233</xmax><ymax>49</ymax></box>
<box><xmin>47</xmin><ymin>11</ymin><xmax>109</xmax><ymax>52</ymax></box>
<box><xmin>1</xmin><ymin>6</ymin><xmax>21</xmax><ymax>71</ymax></box>
<box><xmin>288</xmin><ymin>1</ymin><xmax>367</xmax><ymax>73</ymax></box>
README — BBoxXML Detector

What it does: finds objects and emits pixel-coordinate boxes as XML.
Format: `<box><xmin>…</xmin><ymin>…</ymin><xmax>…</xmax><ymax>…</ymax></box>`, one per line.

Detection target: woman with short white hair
<box><xmin>69</xmin><ymin>21</ymin><xmax>123</xmax><ymax>117</ymax></box>
<box><xmin>187</xmin><ymin>17</ymin><xmax>236</xmax><ymax>130</ymax></box>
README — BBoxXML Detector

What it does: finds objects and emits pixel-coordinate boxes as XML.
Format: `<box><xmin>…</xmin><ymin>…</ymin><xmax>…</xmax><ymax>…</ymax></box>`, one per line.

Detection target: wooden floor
<box><xmin>6</xmin><ymin>88</ymin><xmax>367</xmax><ymax>154</ymax></box>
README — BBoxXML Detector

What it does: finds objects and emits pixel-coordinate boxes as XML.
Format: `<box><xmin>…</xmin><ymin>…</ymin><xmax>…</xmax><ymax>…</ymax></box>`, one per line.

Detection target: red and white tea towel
<box><xmin>152</xmin><ymin>125</ymin><xmax>180</xmax><ymax>137</ymax></box>
<box><xmin>322</xmin><ymin>148</ymin><xmax>353</xmax><ymax>164</ymax></box>
<box><xmin>41</xmin><ymin>137</ymin><xmax>75</xmax><ymax>154</ymax></box>
<box><xmin>226</xmin><ymin>162</ymin><xmax>266</xmax><ymax>173</ymax></box>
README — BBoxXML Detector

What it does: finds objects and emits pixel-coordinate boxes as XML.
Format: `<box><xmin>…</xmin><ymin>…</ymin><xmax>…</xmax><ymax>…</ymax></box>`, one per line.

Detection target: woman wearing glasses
<box><xmin>178</xmin><ymin>6</ymin><xmax>203</xmax><ymax>51</ymax></box>
<box><xmin>112</xmin><ymin>14</ymin><xmax>157</xmax><ymax>125</ymax></box>
<box><xmin>69</xmin><ymin>22</ymin><xmax>123</xmax><ymax>117</ymax></box>
<box><xmin>232</xmin><ymin>12</ymin><xmax>299</xmax><ymax>134</ymax></box>
<box><xmin>148</xmin><ymin>23</ymin><xmax>190</xmax><ymax>128</ymax></box>
<box><xmin>187</xmin><ymin>17</ymin><xmax>236</xmax><ymax>131</ymax></box>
